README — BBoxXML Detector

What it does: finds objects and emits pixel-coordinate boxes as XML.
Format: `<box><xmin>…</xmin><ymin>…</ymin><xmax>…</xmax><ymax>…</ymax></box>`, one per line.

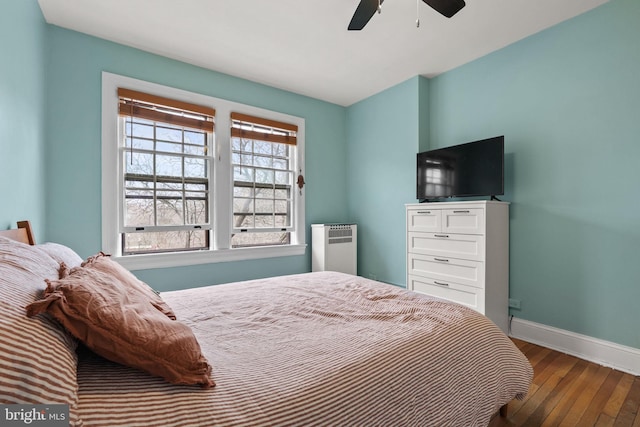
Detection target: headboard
<box><xmin>0</xmin><ymin>221</ymin><xmax>35</xmax><ymax>245</ymax></box>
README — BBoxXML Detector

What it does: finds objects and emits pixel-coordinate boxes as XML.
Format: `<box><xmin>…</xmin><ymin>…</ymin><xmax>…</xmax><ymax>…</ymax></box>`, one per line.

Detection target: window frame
<box><xmin>120</xmin><ymin>101</ymin><xmax>214</xmax><ymax>255</ymax></box>
<box><xmin>102</xmin><ymin>72</ymin><xmax>306</xmax><ymax>270</ymax></box>
<box><xmin>230</xmin><ymin>113</ymin><xmax>298</xmax><ymax>248</ymax></box>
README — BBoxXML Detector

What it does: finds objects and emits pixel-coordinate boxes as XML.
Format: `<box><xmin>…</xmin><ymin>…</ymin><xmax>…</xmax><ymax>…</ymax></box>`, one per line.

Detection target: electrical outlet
<box><xmin>508</xmin><ymin>298</ymin><xmax>521</xmax><ymax>310</ymax></box>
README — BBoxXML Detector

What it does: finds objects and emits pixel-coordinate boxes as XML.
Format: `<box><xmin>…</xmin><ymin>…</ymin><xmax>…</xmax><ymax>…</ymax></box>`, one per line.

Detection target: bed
<box><xmin>0</xmin><ymin>221</ymin><xmax>532</xmax><ymax>426</ymax></box>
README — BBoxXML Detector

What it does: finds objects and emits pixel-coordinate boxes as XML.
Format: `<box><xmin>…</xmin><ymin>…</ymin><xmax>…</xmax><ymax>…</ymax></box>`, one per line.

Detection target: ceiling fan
<box><xmin>348</xmin><ymin>0</ymin><xmax>466</xmax><ymax>30</ymax></box>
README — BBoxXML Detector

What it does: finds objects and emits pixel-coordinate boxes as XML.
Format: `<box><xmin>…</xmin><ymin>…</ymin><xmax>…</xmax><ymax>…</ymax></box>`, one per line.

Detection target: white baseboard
<box><xmin>509</xmin><ymin>317</ymin><xmax>640</xmax><ymax>376</ymax></box>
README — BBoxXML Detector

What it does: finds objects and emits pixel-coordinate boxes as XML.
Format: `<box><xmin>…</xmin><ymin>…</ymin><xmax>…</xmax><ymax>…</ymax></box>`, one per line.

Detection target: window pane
<box><xmin>156</xmin><ymin>199</ymin><xmax>183</xmax><ymax>226</ymax></box>
<box><xmin>232</xmin><ymin>138</ymin><xmax>251</xmax><ymax>152</ymax></box>
<box><xmin>185</xmin><ymin>199</ymin><xmax>207</xmax><ymax>224</ymax></box>
<box><xmin>275</xmin><ymin>214</ymin><xmax>289</xmax><ymax>228</ymax></box>
<box><xmin>156</xmin><ymin>126</ymin><xmax>182</xmax><ymax>142</ymax></box>
<box><xmin>255</xmin><ymin>188</ymin><xmax>274</xmax><ymax>199</ymax></box>
<box><xmin>255</xmin><ymin>214</ymin><xmax>274</xmax><ymax>228</ymax></box>
<box><xmin>125</xmin><ymin>196</ymin><xmax>154</xmax><ymax>227</ymax></box>
<box><xmin>275</xmin><ymin>189</ymin><xmax>289</xmax><ymax>200</ymax></box>
<box><xmin>231</xmin><ymin>231</ymin><xmax>290</xmax><ymax>248</ymax></box>
<box><xmin>233</xmin><ymin>214</ymin><xmax>254</xmax><ymax>229</ymax></box>
<box><xmin>123</xmin><ymin>230</ymin><xmax>208</xmax><ymax>254</ymax></box>
<box><xmin>255</xmin><ymin>169</ymin><xmax>274</xmax><ymax>185</ymax></box>
<box><xmin>234</xmin><ymin>166</ymin><xmax>254</xmax><ymax>183</ymax></box>
<box><xmin>128</xmin><ymin>137</ymin><xmax>154</xmax><ymax>151</ymax></box>
<box><xmin>184</xmin><ymin>144</ymin><xmax>206</xmax><ymax>156</ymax></box>
<box><xmin>185</xmin><ymin>157</ymin><xmax>207</xmax><ymax>178</ymax></box>
<box><xmin>273</xmin><ymin>158</ymin><xmax>288</xmax><ymax>170</ymax></box>
<box><xmin>184</xmin><ymin>130</ymin><xmax>205</xmax><ymax>145</ymax></box>
<box><xmin>254</xmin><ymin>155</ymin><xmax>272</xmax><ymax>168</ymax></box>
<box><xmin>255</xmin><ymin>199</ymin><xmax>274</xmax><ymax>214</ymax></box>
<box><xmin>234</xmin><ymin>187</ymin><xmax>252</xmax><ymax>198</ymax></box>
<box><xmin>274</xmin><ymin>200</ymin><xmax>289</xmax><ymax>214</ymax></box>
<box><xmin>125</xmin><ymin>180</ymin><xmax>153</xmax><ymax>193</ymax></box>
<box><xmin>126</xmin><ymin>152</ymin><xmax>153</xmax><ymax>175</ymax></box>
<box><xmin>156</xmin><ymin>154</ymin><xmax>182</xmax><ymax>177</ymax></box>
<box><xmin>156</xmin><ymin>181</ymin><xmax>180</xmax><ymax>192</ymax></box>
<box><xmin>130</xmin><ymin>121</ymin><xmax>154</xmax><ymax>139</ymax></box>
<box><xmin>275</xmin><ymin>171</ymin><xmax>291</xmax><ymax>185</ymax></box>
<box><xmin>157</xmin><ymin>141</ymin><xmax>182</xmax><ymax>154</ymax></box>
<box><xmin>253</xmin><ymin>141</ymin><xmax>272</xmax><ymax>155</ymax></box>
<box><xmin>234</xmin><ymin>198</ymin><xmax>253</xmax><ymax>214</ymax></box>
<box><xmin>186</xmin><ymin>182</ymin><xmax>207</xmax><ymax>192</ymax></box>
<box><xmin>272</xmin><ymin>144</ymin><xmax>288</xmax><ymax>157</ymax></box>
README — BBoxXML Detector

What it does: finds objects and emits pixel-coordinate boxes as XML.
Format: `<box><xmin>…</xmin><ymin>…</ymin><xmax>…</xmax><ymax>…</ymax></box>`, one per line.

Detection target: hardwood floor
<box><xmin>489</xmin><ymin>339</ymin><xmax>640</xmax><ymax>427</ymax></box>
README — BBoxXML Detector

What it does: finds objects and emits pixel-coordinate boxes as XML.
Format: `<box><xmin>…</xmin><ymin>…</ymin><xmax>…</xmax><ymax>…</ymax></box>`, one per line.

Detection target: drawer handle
<box><xmin>434</xmin><ymin>258</ymin><xmax>449</xmax><ymax>262</ymax></box>
<box><xmin>434</xmin><ymin>281</ymin><xmax>449</xmax><ymax>287</ymax></box>
<box><xmin>434</xmin><ymin>234</ymin><xmax>449</xmax><ymax>238</ymax></box>
<box><xmin>417</xmin><ymin>211</ymin><xmax>431</xmax><ymax>214</ymax></box>
<box><xmin>453</xmin><ymin>210</ymin><xmax>470</xmax><ymax>214</ymax></box>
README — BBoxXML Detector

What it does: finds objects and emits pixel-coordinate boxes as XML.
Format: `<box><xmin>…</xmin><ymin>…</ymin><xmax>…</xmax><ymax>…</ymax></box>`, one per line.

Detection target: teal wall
<box><xmin>0</xmin><ymin>1</ymin><xmax>47</xmax><ymax>239</ymax></box>
<box><xmin>43</xmin><ymin>26</ymin><xmax>348</xmax><ymax>291</ymax></box>
<box><xmin>428</xmin><ymin>0</ymin><xmax>640</xmax><ymax>348</ymax></box>
<box><xmin>346</xmin><ymin>76</ymin><xmax>429</xmax><ymax>286</ymax></box>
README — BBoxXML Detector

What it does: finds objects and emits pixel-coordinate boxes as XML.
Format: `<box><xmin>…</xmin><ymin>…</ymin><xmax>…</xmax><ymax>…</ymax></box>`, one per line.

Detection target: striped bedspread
<box><xmin>76</xmin><ymin>271</ymin><xmax>532</xmax><ymax>426</ymax></box>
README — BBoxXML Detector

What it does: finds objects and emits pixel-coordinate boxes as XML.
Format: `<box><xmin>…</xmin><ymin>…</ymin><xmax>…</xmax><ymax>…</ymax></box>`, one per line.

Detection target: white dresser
<box><xmin>406</xmin><ymin>201</ymin><xmax>509</xmax><ymax>333</ymax></box>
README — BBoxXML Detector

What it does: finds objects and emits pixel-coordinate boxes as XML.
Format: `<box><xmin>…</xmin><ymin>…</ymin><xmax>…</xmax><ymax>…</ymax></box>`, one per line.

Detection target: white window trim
<box><xmin>102</xmin><ymin>72</ymin><xmax>306</xmax><ymax>270</ymax></box>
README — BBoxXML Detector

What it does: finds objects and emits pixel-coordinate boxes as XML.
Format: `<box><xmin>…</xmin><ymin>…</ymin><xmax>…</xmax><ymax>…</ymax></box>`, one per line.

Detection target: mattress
<box><xmin>75</xmin><ymin>271</ymin><xmax>532</xmax><ymax>426</ymax></box>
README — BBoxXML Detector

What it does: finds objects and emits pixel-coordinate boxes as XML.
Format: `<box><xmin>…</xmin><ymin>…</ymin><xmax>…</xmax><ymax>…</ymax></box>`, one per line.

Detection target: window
<box><xmin>118</xmin><ymin>89</ymin><xmax>214</xmax><ymax>255</ymax></box>
<box><xmin>230</xmin><ymin>113</ymin><xmax>297</xmax><ymax>248</ymax></box>
<box><xmin>102</xmin><ymin>73</ymin><xmax>305</xmax><ymax>270</ymax></box>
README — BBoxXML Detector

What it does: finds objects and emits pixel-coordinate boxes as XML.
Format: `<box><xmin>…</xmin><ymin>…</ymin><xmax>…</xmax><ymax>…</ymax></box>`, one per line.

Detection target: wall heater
<box><xmin>311</xmin><ymin>224</ymin><xmax>357</xmax><ymax>275</ymax></box>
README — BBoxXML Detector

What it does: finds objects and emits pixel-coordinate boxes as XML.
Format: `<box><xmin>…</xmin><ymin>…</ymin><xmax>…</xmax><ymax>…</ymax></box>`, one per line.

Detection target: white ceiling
<box><xmin>37</xmin><ymin>0</ymin><xmax>608</xmax><ymax>106</ymax></box>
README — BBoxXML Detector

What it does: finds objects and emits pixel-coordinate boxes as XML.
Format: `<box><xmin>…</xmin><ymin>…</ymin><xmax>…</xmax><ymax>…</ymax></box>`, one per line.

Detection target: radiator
<box><xmin>311</xmin><ymin>224</ymin><xmax>357</xmax><ymax>275</ymax></box>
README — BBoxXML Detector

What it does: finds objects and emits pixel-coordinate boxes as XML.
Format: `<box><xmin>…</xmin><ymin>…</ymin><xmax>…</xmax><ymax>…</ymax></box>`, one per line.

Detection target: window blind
<box><xmin>230</xmin><ymin>112</ymin><xmax>297</xmax><ymax>145</ymax></box>
<box><xmin>118</xmin><ymin>88</ymin><xmax>215</xmax><ymax>132</ymax></box>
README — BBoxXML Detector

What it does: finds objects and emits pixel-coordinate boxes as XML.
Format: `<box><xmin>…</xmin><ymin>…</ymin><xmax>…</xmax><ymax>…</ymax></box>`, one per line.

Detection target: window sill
<box><xmin>112</xmin><ymin>244</ymin><xmax>307</xmax><ymax>271</ymax></box>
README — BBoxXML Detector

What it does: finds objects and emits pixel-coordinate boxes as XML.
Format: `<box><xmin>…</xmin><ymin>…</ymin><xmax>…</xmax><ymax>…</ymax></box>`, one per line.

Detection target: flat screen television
<box><xmin>416</xmin><ymin>136</ymin><xmax>504</xmax><ymax>201</ymax></box>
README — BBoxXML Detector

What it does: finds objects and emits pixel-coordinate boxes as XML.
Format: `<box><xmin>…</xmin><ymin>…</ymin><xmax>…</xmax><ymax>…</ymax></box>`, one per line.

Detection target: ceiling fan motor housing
<box><xmin>348</xmin><ymin>0</ymin><xmax>465</xmax><ymax>30</ymax></box>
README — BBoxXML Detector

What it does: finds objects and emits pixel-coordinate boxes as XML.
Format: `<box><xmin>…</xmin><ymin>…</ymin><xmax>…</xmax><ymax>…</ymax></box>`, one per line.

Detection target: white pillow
<box><xmin>0</xmin><ymin>237</ymin><xmax>83</xmax><ymax>426</ymax></box>
<box><xmin>37</xmin><ymin>242</ymin><xmax>83</xmax><ymax>269</ymax></box>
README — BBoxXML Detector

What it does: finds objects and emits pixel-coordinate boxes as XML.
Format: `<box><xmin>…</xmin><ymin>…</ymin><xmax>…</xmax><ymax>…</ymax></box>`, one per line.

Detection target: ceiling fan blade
<box><xmin>348</xmin><ymin>0</ymin><xmax>384</xmax><ymax>31</ymax></box>
<box><xmin>422</xmin><ymin>0</ymin><xmax>465</xmax><ymax>18</ymax></box>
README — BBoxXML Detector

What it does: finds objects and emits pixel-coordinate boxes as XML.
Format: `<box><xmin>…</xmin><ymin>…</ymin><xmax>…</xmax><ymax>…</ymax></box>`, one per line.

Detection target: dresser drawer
<box><xmin>408</xmin><ymin>253</ymin><xmax>485</xmax><ymax>288</ymax></box>
<box><xmin>408</xmin><ymin>275</ymin><xmax>485</xmax><ymax>313</ymax></box>
<box><xmin>407</xmin><ymin>232</ymin><xmax>485</xmax><ymax>261</ymax></box>
<box><xmin>407</xmin><ymin>208</ymin><xmax>442</xmax><ymax>233</ymax></box>
<box><xmin>442</xmin><ymin>208</ymin><xmax>485</xmax><ymax>235</ymax></box>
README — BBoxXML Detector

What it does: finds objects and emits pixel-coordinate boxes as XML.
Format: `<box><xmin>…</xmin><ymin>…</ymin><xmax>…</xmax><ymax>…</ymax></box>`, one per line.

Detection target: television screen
<box><xmin>416</xmin><ymin>136</ymin><xmax>504</xmax><ymax>201</ymax></box>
